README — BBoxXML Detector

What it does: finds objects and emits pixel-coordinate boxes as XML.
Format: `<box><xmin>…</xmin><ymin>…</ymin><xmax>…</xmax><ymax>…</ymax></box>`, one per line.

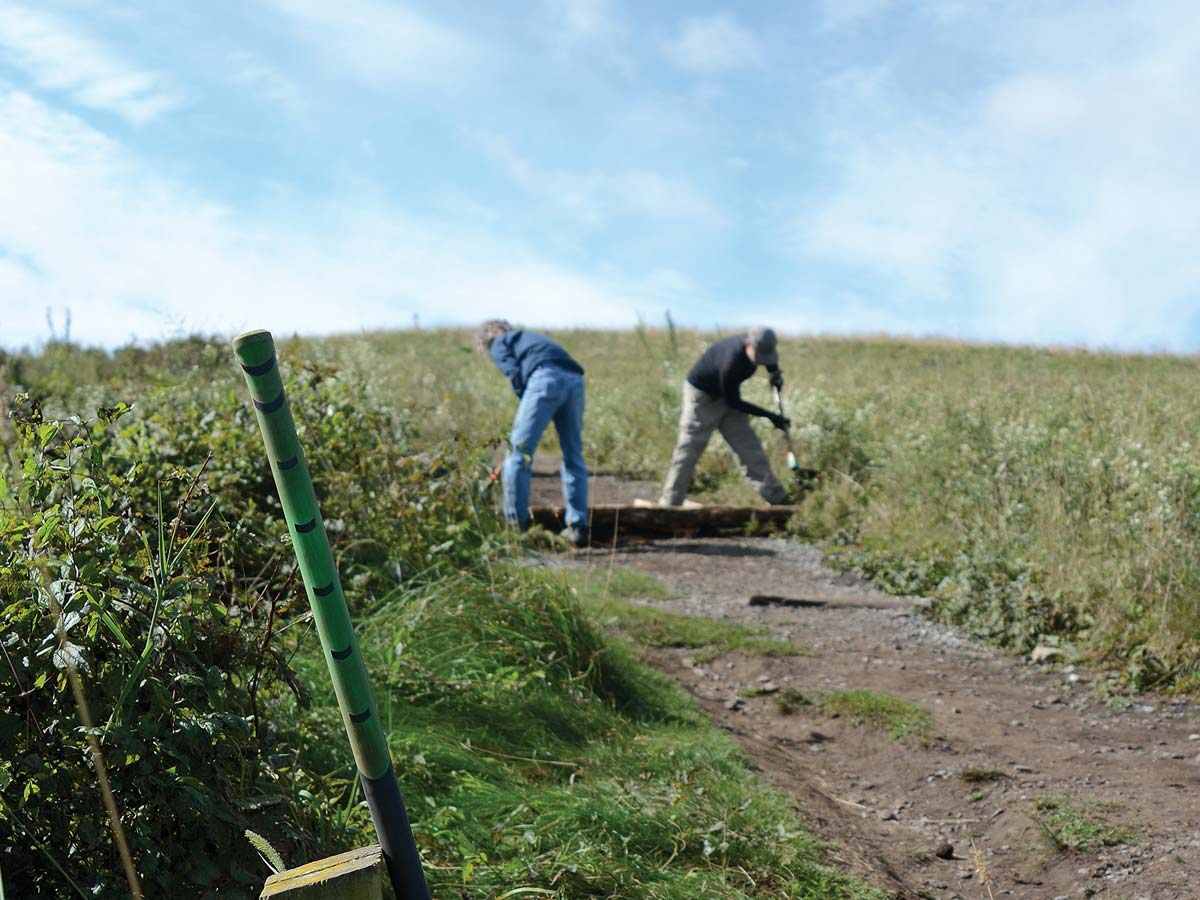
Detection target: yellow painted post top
<box><xmin>260</xmin><ymin>845</ymin><xmax>383</xmax><ymax>900</ymax></box>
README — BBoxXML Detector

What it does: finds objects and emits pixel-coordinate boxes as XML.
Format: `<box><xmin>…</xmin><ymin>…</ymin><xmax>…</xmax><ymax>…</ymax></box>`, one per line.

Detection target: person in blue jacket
<box><xmin>476</xmin><ymin>320</ymin><xmax>590</xmax><ymax>547</ymax></box>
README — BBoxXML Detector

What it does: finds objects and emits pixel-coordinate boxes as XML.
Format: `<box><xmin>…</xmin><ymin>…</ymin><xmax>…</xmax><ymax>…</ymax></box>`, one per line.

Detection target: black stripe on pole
<box><xmin>332</xmin><ymin>645</ymin><xmax>354</xmax><ymax>660</ymax></box>
<box><xmin>254</xmin><ymin>392</ymin><xmax>286</xmax><ymax>413</ymax></box>
<box><xmin>241</xmin><ymin>354</ymin><xmax>277</xmax><ymax>376</ymax></box>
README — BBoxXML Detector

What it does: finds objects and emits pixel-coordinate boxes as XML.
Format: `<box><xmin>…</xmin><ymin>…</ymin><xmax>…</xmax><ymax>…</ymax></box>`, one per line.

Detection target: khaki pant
<box><xmin>659</xmin><ymin>381</ymin><xmax>788</xmax><ymax>506</ymax></box>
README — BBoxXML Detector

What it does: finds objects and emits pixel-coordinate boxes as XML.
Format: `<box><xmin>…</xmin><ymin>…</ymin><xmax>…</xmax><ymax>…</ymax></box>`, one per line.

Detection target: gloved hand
<box><xmin>769</xmin><ymin>370</ymin><xmax>784</xmax><ymax>390</ymax></box>
<box><xmin>769</xmin><ymin>413</ymin><xmax>791</xmax><ymax>431</ymax></box>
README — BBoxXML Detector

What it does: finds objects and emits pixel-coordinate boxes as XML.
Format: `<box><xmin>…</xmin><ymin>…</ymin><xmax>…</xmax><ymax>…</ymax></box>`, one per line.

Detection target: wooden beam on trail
<box><xmin>748</xmin><ymin>593</ymin><xmax>913</xmax><ymax>611</ymax></box>
<box><xmin>530</xmin><ymin>503</ymin><xmax>803</xmax><ymax>539</ymax></box>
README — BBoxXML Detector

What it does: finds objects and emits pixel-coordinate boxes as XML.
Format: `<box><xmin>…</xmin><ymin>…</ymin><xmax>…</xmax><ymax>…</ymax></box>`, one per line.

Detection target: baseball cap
<box><xmin>747</xmin><ymin>326</ymin><xmax>778</xmax><ymax>367</ymax></box>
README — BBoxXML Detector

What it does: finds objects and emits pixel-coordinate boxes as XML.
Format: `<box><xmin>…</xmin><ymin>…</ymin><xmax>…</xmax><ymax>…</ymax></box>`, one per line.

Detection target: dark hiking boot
<box><xmin>560</xmin><ymin>525</ymin><xmax>590</xmax><ymax>548</ymax></box>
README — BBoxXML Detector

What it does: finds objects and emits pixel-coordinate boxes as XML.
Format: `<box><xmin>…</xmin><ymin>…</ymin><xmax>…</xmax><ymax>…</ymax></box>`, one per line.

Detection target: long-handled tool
<box><xmin>772</xmin><ymin>384</ymin><xmax>799</xmax><ymax>471</ymax></box>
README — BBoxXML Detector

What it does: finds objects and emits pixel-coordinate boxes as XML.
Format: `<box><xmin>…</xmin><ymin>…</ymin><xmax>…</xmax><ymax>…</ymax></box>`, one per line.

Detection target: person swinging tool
<box><xmin>477</xmin><ymin>320</ymin><xmax>590</xmax><ymax>547</ymax></box>
<box><xmin>659</xmin><ymin>326</ymin><xmax>791</xmax><ymax>507</ymax></box>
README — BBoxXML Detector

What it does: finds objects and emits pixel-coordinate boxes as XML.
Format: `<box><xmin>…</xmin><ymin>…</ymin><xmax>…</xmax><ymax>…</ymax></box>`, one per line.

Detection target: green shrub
<box><xmin>0</xmin><ymin>396</ymin><xmax>314</xmax><ymax>895</ymax></box>
<box><xmin>0</xmin><ymin>368</ymin><xmax>503</xmax><ymax>896</ymax></box>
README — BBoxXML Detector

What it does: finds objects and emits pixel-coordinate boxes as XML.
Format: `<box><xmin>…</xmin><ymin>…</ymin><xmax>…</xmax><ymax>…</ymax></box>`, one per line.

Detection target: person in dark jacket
<box><xmin>659</xmin><ymin>326</ymin><xmax>790</xmax><ymax>506</ymax></box>
<box><xmin>477</xmin><ymin>320</ymin><xmax>589</xmax><ymax>546</ymax></box>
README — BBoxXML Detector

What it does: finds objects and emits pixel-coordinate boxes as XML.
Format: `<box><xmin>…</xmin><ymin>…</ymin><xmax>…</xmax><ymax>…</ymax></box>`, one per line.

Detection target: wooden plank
<box><xmin>748</xmin><ymin>593</ymin><xmax>912</xmax><ymax>611</ymax></box>
<box><xmin>260</xmin><ymin>845</ymin><xmax>382</xmax><ymax>900</ymax></box>
<box><xmin>530</xmin><ymin>503</ymin><xmax>802</xmax><ymax>538</ymax></box>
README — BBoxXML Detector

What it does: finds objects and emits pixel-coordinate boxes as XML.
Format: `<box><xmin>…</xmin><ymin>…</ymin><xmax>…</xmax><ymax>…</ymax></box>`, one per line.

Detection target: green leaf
<box><xmin>37</xmin><ymin>422</ymin><xmax>60</xmax><ymax>449</ymax></box>
<box><xmin>35</xmin><ymin>513</ymin><xmax>62</xmax><ymax>546</ymax></box>
<box><xmin>52</xmin><ymin>642</ymin><xmax>89</xmax><ymax>674</ymax></box>
<box><xmin>99</xmin><ymin>611</ymin><xmax>132</xmax><ymax>652</ymax></box>
<box><xmin>97</xmin><ymin>403</ymin><xmax>132</xmax><ymax>425</ymax></box>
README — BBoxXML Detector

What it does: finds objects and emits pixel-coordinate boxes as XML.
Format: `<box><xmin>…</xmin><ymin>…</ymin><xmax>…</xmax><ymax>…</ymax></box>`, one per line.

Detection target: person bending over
<box><xmin>659</xmin><ymin>326</ymin><xmax>790</xmax><ymax>507</ymax></box>
<box><xmin>477</xmin><ymin>320</ymin><xmax>590</xmax><ymax>547</ymax></box>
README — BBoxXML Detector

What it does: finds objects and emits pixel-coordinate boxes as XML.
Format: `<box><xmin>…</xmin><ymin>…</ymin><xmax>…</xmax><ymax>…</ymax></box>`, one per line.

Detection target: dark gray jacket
<box><xmin>687</xmin><ymin>333</ymin><xmax>778</xmax><ymax>418</ymax></box>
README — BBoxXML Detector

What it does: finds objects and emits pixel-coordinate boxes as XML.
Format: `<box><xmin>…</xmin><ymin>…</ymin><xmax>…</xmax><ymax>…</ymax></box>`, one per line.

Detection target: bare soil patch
<box><xmin>562</xmin><ymin>534</ymin><xmax>1200</xmax><ymax>899</ymax></box>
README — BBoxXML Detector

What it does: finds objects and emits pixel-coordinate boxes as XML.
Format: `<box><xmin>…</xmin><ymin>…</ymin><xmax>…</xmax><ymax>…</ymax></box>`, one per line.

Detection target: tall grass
<box><xmin>303</xmin><ymin>328</ymin><xmax>1200</xmax><ymax>686</ymax></box>
<box><xmin>345</xmin><ymin>564</ymin><xmax>884</xmax><ymax>898</ymax></box>
<box><xmin>11</xmin><ymin>328</ymin><xmax>1197</xmax><ymax>680</ymax></box>
<box><xmin>0</xmin><ymin>336</ymin><xmax>883</xmax><ymax>898</ymax></box>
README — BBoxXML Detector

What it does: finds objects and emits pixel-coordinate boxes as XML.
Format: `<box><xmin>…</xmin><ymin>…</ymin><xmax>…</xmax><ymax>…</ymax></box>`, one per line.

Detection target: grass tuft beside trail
<box><xmin>1029</xmin><ymin>796</ymin><xmax>1135</xmax><ymax>853</ymax></box>
<box><xmin>819</xmin><ymin>691</ymin><xmax>934</xmax><ymax>742</ymax></box>
<box><xmin>775</xmin><ymin>689</ymin><xmax>934</xmax><ymax>743</ymax></box>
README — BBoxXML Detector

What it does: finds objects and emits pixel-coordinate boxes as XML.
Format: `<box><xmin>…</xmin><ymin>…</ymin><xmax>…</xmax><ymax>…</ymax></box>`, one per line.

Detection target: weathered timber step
<box><xmin>748</xmin><ymin>593</ymin><xmax>912</xmax><ymax>611</ymax></box>
<box><xmin>530</xmin><ymin>503</ymin><xmax>802</xmax><ymax>538</ymax></box>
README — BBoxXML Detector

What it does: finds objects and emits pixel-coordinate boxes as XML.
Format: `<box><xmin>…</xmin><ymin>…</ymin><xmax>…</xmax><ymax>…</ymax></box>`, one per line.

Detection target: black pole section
<box><xmin>233</xmin><ymin>330</ymin><xmax>431</xmax><ymax>900</ymax></box>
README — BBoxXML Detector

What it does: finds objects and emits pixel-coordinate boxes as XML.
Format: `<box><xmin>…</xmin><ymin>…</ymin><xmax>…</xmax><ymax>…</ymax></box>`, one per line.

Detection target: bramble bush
<box><xmin>0</xmin><ymin>361</ymin><xmax>503</xmax><ymax>896</ymax></box>
<box><xmin>1</xmin><ymin>394</ymin><xmax>311</xmax><ymax>895</ymax></box>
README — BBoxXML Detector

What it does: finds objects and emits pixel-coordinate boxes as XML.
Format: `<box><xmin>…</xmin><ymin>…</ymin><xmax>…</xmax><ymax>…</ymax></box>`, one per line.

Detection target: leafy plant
<box><xmin>0</xmin><ymin>397</ymin><xmax>308</xmax><ymax>895</ymax></box>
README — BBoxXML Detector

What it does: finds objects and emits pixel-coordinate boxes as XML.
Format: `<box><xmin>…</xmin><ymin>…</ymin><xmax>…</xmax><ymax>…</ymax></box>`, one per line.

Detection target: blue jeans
<box><xmin>503</xmin><ymin>366</ymin><xmax>589</xmax><ymax>528</ymax></box>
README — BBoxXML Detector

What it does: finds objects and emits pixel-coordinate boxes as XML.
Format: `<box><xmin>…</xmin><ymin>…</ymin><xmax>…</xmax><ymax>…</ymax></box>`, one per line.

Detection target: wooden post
<box><xmin>260</xmin><ymin>845</ymin><xmax>383</xmax><ymax>900</ymax></box>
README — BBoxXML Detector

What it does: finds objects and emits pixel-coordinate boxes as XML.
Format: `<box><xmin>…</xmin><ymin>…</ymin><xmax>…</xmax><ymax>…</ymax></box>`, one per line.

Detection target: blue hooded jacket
<box><xmin>489</xmin><ymin>330</ymin><xmax>584</xmax><ymax>397</ymax></box>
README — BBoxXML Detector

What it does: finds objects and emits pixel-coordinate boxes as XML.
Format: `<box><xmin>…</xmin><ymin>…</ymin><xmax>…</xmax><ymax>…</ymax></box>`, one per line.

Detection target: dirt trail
<box><xmin>529</xmin><ymin>458</ymin><xmax>1200</xmax><ymax>899</ymax></box>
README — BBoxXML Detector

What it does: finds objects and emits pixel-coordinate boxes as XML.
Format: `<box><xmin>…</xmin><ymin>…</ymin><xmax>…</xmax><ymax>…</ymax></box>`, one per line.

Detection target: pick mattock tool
<box><xmin>233</xmin><ymin>330</ymin><xmax>430</xmax><ymax>900</ymax></box>
<box><xmin>772</xmin><ymin>384</ymin><xmax>799</xmax><ymax>471</ymax></box>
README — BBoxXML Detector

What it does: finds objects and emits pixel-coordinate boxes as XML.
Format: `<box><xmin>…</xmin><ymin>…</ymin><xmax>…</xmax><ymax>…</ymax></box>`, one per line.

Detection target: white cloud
<box><xmin>0</xmin><ymin>87</ymin><xmax>652</xmax><ymax>350</ymax></box>
<box><xmin>664</xmin><ymin>14</ymin><xmax>761</xmax><ymax>72</ymax></box>
<box><xmin>795</xmin><ymin>3</ymin><xmax>1200</xmax><ymax>350</ymax></box>
<box><xmin>538</xmin><ymin>0</ymin><xmax>633</xmax><ymax>72</ymax></box>
<box><xmin>225</xmin><ymin>52</ymin><xmax>303</xmax><ymax>114</ymax></box>
<box><xmin>264</xmin><ymin>0</ymin><xmax>481</xmax><ymax>90</ymax></box>
<box><xmin>817</xmin><ymin>0</ymin><xmax>894</xmax><ymax>30</ymax></box>
<box><xmin>0</xmin><ymin>1</ymin><xmax>178</xmax><ymax>123</ymax></box>
<box><xmin>544</xmin><ymin>0</ymin><xmax>614</xmax><ymax>42</ymax></box>
<box><xmin>474</xmin><ymin>131</ymin><xmax>724</xmax><ymax>226</ymax></box>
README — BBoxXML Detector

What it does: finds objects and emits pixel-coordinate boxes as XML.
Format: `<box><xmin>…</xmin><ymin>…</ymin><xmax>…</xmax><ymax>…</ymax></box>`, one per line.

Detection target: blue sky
<box><xmin>1</xmin><ymin>0</ymin><xmax>1198</xmax><ymax>351</ymax></box>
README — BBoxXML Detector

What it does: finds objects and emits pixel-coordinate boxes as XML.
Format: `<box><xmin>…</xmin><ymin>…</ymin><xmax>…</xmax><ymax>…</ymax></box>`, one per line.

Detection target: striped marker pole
<box><xmin>232</xmin><ymin>330</ymin><xmax>430</xmax><ymax>900</ymax></box>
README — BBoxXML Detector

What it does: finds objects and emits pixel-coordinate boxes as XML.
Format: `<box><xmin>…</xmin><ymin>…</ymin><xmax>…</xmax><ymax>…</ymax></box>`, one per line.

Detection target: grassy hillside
<box><xmin>303</xmin><ymin>327</ymin><xmax>1200</xmax><ymax>687</ymax></box>
<box><xmin>0</xmin><ymin>337</ymin><xmax>881</xmax><ymax>898</ymax></box>
<box><xmin>5</xmin><ymin>324</ymin><xmax>1198</xmax><ymax>894</ymax></box>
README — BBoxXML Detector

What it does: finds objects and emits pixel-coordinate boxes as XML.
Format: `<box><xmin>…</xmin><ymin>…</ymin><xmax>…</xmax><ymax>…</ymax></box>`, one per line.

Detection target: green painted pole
<box><xmin>232</xmin><ymin>330</ymin><xmax>430</xmax><ymax>900</ymax></box>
